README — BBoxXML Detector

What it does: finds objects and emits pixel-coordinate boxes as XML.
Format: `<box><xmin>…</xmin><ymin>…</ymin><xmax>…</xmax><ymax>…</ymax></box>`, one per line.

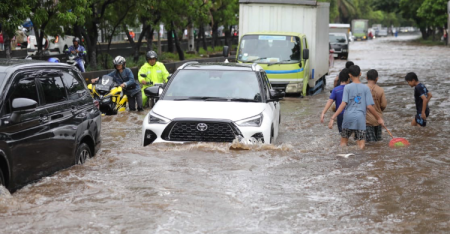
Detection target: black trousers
<box><xmin>128</xmin><ymin>91</ymin><xmax>143</xmax><ymax>111</ymax></box>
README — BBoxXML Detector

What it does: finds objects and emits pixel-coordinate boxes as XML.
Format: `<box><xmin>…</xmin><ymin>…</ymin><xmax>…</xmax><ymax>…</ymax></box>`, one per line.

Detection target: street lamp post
<box><xmin>448</xmin><ymin>1</ymin><xmax>450</xmax><ymax>46</ymax></box>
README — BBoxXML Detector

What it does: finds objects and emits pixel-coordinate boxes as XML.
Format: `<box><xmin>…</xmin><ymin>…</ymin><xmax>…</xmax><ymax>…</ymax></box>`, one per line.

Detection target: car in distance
<box><xmin>141</xmin><ymin>62</ymin><xmax>285</xmax><ymax>146</ymax></box>
<box><xmin>0</xmin><ymin>59</ymin><xmax>102</xmax><ymax>192</ymax></box>
<box><xmin>329</xmin><ymin>33</ymin><xmax>349</xmax><ymax>59</ymax></box>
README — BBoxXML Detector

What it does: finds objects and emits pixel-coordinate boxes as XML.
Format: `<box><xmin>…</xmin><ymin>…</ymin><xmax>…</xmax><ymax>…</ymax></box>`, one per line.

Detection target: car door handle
<box><xmin>51</xmin><ymin>114</ymin><xmax>63</xmax><ymax>120</ymax></box>
<box><xmin>40</xmin><ymin>114</ymin><xmax>49</xmax><ymax>122</ymax></box>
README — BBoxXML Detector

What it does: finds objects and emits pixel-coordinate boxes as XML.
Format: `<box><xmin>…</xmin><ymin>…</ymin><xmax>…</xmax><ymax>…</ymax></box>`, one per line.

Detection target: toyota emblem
<box><xmin>197</xmin><ymin>123</ymin><xmax>208</xmax><ymax>132</ymax></box>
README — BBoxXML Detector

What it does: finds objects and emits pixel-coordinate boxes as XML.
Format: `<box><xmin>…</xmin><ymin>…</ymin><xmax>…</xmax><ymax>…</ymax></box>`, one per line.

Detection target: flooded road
<box><xmin>2</xmin><ymin>35</ymin><xmax>450</xmax><ymax>233</ymax></box>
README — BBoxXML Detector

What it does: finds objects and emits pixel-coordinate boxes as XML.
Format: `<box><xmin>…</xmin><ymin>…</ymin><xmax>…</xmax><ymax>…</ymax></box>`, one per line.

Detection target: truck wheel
<box><xmin>75</xmin><ymin>143</ymin><xmax>91</xmax><ymax>165</ymax></box>
<box><xmin>0</xmin><ymin>167</ymin><xmax>5</xmax><ymax>186</ymax></box>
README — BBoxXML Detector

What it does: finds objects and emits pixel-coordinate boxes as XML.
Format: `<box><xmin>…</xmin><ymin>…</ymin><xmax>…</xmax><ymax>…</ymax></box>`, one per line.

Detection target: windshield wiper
<box><xmin>244</xmin><ymin>57</ymin><xmax>267</xmax><ymax>63</ymax></box>
<box><xmin>229</xmin><ymin>98</ymin><xmax>259</xmax><ymax>102</ymax></box>
<box><xmin>173</xmin><ymin>96</ymin><xmax>229</xmax><ymax>101</ymax></box>
<box><xmin>267</xmin><ymin>60</ymin><xmax>292</xmax><ymax>66</ymax></box>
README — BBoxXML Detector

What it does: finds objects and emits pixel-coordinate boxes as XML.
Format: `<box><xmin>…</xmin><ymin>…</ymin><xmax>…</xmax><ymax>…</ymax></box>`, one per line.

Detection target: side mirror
<box><xmin>144</xmin><ymin>86</ymin><xmax>161</xmax><ymax>98</ymax></box>
<box><xmin>10</xmin><ymin>98</ymin><xmax>37</xmax><ymax>123</ymax></box>
<box><xmin>223</xmin><ymin>46</ymin><xmax>229</xmax><ymax>57</ymax></box>
<box><xmin>167</xmin><ymin>74</ymin><xmax>172</xmax><ymax>81</ymax></box>
<box><xmin>303</xmin><ymin>49</ymin><xmax>309</xmax><ymax>60</ymax></box>
<box><xmin>87</xmin><ymin>84</ymin><xmax>93</xmax><ymax>89</ymax></box>
<box><xmin>140</xmin><ymin>74</ymin><xmax>147</xmax><ymax>78</ymax></box>
<box><xmin>268</xmin><ymin>90</ymin><xmax>285</xmax><ymax>102</ymax></box>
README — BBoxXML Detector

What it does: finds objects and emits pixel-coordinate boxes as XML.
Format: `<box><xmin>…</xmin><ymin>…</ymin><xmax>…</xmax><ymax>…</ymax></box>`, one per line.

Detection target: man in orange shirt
<box><xmin>129</xmin><ymin>29</ymin><xmax>135</xmax><ymax>41</ymax></box>
<box><xmin>365</xmin><ymin>69</ymin><xmax>387</xmax><ymax>142</ymax></box>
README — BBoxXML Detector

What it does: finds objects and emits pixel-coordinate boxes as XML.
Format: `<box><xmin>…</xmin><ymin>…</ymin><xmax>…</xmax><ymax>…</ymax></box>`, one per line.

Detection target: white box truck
<box><xmin>236</xmin><ymin>0</ymin><xmax>330</xmax><ymax>95</ymax></box>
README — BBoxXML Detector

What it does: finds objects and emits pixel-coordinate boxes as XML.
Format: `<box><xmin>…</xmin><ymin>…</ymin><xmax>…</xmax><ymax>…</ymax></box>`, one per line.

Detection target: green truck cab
<box><xmin>236</xmin><ymin>32</ymin><xmax>311</xmax><ymax>94</ymax></box>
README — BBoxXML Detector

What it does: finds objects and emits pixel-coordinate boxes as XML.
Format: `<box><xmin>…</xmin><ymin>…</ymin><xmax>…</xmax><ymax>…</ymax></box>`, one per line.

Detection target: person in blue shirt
<box><xmin>65</xmin><ymin>37</ymin><xmax>86</xmax><ymax>72</ymax></box>
<box><xmin>321</xmin><ymin>68</ymin><xmax>350</xmax><ymax>132</ymax></box>
<box><xmin>329</xmin><ymin>65</ymin><xmax>385</xmax><ymax>150</ymax></box>
<box><xmin>405</xmin><ymin>72</ymin><xmax>432</xmax><ymax>127</ymax></box>
<box><xmin>91</xmin><ymin>56</ymin><xmax>143</xmax><ymax>112</ymax></box>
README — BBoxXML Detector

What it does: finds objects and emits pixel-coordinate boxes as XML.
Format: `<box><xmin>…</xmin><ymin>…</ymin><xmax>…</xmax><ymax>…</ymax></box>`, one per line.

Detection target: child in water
<box><xmin>321</xmin><ymin>68</ymin><xmax>350</xmax><ymax>133</ymax></box>
<box><xmin>405</xmin><ymin>72</ymin><xmax>432</xmax><ymax>127</ymax></box>
<box><xmin>329</xmin><ymin>65</ymin><xmax>384</xmax><ymax>149</ymax></box>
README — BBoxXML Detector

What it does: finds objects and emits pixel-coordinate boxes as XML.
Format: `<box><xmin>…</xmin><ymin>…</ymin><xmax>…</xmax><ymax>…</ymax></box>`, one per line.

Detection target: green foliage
<box><xmin>417</xmin><ymin>0</ymin><xmax>448</xmax><ymax>27</ymax></box>
<box><xmin>0</xmin><ymin>0</ymin><xmax>32</xmax><ymax>37</ymax></box>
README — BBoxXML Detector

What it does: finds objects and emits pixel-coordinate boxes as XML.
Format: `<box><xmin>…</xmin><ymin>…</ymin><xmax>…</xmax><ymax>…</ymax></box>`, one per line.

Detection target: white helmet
<box><xmin>113</xmin><ymin>56</ymin><xmax>126</xmax><ymax>68</ymax></box>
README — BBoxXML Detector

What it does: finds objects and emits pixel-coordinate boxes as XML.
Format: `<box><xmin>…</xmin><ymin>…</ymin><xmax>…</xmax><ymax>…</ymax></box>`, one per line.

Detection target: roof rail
<box><xmin>177</xmin><ymin>61</ymin><xmax>199</xmax><ymax>70</ymax></box>
<box><xmin>251</xmin><ymin>63</ymin><xmax>258</xmax><ymax>71</ymax></box>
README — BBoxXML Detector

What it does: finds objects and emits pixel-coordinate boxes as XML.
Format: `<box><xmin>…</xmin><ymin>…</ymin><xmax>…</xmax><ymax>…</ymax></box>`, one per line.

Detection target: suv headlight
<box><xmin>148</xmin><ymin>112</ymin><xmax>171</xmax><ymax>124</ymax></box>
<box><xmin>235</xmin><ymin>114</ymin><xmax>263</xmax><ymax>127</ymax></box>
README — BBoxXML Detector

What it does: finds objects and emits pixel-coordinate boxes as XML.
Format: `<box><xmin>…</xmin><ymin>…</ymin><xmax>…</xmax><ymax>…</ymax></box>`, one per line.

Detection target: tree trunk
<box><xmin>146</xmin><ymin>27</ymin><xmax>154</xmax><ymax>51</ymax></box>
<box><xmin>172</xmin><ymin>22</ymin><xmax>184</xmax><ymax>61</ymax></box>
<box><xmin>157</xmin><ymin>30</ymin><xmax>162</xmax><ymax>55</ymax></box>
<box><xmin>167</xmin><ymin>30</ymin><xmax>174</xmax><ymax>53</ymax></box>
<box><xmin>211</xmin><ymin>24</ymin><xmax>218</xmax><ymax>49</ymax></box>
<box><xmin>34</xmin><ymin>28</ymin><xmax>45</xmax><ymax>58</ymax></box>
<box><xmin>200</xmin><ymin>25</ymin><xmax>207</xmax><ymax>51</ymax></box>
<box><xmin>85</xmin><ymin>21</ymin><xmax>99</xmax><ymax>70</ymax></box>
<box><xmin>420</xmin><ymin>27</ymin><xmax>429</xmax><ymax>40</ymax></box>
<box><xmin>4</xmin><ymin>34</ymin><xmax>11</xmax><ymax>59</ymax></box>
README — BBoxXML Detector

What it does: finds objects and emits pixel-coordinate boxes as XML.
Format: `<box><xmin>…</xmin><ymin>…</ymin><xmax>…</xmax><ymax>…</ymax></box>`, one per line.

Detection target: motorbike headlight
<box><xmin>102</xmin><ymin>97</ymin><xmax>111</xmax><ymax>103</ymax></box>
<box><xmin>149</xmin><ymin>112</ymin><xmax>170</xmax><ymax>124</ymax></box>
<box><xmin>235</xmin><ymin>114</ymin><xmax>263</xmax><ymax>127</ymax></box>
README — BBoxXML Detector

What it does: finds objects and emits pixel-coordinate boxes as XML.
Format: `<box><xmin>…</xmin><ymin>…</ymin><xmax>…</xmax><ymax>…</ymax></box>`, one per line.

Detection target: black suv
<box><xmin>0</xmin><ymin>59</ymin><xmax>101</xmax><ymax>192</ymax></box>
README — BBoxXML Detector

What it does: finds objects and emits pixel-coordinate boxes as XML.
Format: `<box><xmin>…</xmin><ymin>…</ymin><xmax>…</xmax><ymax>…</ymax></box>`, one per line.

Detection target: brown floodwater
<box><xmin>1</xmin><ymin>35</ymin><xmax>450</xmax><ymax>233</ymax></box>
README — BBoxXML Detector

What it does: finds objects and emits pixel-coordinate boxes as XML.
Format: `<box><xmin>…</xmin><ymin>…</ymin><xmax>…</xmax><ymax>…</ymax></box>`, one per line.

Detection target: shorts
<box><xmin>365</xmin><ymin>125</ymin><xmax>382</xmax><ymax>142</ymax></box>
<box><xmin>341</xmin><ymin>128</ymin><xmax>366</xmax><ymax>141</ymax></box>
<box><xmin>415</xmin><ymin>109</ymin><xmax>430</xmax><ymax>127</ymax></box>
<box><xmin>337</xmin><ymin>114</ymin><xmax>344</xmax><ymax>133</ymax></box>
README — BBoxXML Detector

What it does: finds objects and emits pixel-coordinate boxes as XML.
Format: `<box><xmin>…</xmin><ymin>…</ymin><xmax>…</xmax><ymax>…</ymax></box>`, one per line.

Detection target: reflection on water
<box><xmin>2</xmin><ymin>35</ymin><xmax>450</xmax><ymax>233</ymax></box>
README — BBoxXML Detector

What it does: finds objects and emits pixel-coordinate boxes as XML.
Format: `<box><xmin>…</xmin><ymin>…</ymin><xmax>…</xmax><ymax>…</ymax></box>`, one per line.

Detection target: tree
<box><xmin>399</xmin><ymin>0</ymin><xmax>429</xmax><ymax>39</ymax></box>
<box><xmin>417</xmin><ymin>0</ymin><xmax>448</xmax><ymax>31</ymax></box>
<box><xmin>78</xmin><ymin>0</ymin><xmax>120</xmax><ymax>70</ymax></box>
<box><xmin>0</xmin><ymin>0</ymin><xmax>32</xmax><ymax>58</ymax></box>
<box><xmin>29</xmin><ymin>0</ymin><xmax>89</xmax><ymax>57</ymax></box>
<box><xmin>371</xmin><ymin>0</ymin><xmax>400</xmax><ymax>13</ymax></box>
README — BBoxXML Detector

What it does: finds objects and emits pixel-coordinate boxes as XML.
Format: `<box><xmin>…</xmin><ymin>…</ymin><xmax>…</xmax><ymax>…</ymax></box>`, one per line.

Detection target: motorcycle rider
<box><xmin>65</xmin><ymin>37</ymin><xmax>86</xmax><ymax>72</ymax></box>
<box><xmin>138</xmin><ymin>51</ymin><xmax>170</xmax><ymax>106</ymax></box>
<box><xmin>91</xmin><ymin>56</ymin><xmax>143</xmax><ymax>111</ymax></box>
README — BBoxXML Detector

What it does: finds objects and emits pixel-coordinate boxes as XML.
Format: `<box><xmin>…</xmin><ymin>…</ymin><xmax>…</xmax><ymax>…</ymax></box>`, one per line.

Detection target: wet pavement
<box><xmin>1</xmin><ymin>35</ymin><xmax>450</xmax><ymax>233</ymax></box>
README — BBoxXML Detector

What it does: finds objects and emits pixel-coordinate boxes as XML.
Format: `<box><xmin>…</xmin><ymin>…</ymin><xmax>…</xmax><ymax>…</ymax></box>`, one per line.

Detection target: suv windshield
<box><xmin>163</xmin><ymin>70</ymin><xmax>262</xmax><ymax>102</ymax></box>
<box><xmin>237</xmin><ymin>35</ymin><xmax>301</xmax><ymax>64</ymax></box>
<box><xmin>329</xmin><ymin>34</ymin><xmax>347</xmax><ymax>44</ymax></box>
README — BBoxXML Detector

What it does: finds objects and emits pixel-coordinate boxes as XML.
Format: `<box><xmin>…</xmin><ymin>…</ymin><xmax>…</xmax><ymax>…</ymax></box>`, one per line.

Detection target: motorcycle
<box><xmin>87</xmin><ymin>75</ymin><xmax>128</xmax><ymax>115</ymax></box>
<box><xmin>140</xmin><ymin>74</ymin><xmax>165</xmax><ymax>109</ymax></box>
<box><xmin>67</xmin><ymin>54</ymin><xmax>86</xmax><ymax>72</ymax></box>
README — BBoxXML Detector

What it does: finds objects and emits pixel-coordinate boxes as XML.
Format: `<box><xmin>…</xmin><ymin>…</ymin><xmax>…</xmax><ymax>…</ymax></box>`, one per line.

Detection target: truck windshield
<box><xmin>163</xmin><ymin>70</ymin><xmax>263</xmax><ymax>102</ymax></box>
<box><xmin>237</xmin><ymin>35</ymin><xmax>301</xmax><ymax>64</ymax></box>
<box><xmin>329</xmin><ymin>34</ymin><xmax>347</xmax><ymax>44</ymax></box>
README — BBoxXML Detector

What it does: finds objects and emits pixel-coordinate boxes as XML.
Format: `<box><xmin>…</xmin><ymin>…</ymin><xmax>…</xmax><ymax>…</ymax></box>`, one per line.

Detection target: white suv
<box><xmin>27</xmin><ymin>35</ymin><xmax>74</xmax><ymax>55</ymax></box>
<box><xmin>141</xmin><ymin>62</ymin><xmax>285</xmax><ymax>146</ymax></box>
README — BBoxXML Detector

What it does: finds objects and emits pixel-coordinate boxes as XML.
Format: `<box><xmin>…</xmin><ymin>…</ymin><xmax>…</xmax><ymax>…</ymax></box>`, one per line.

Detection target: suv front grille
<box><xmin>162</xmin><ymin>120</ymin><xmax>241</xmax><ymax>142</ymax></box>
